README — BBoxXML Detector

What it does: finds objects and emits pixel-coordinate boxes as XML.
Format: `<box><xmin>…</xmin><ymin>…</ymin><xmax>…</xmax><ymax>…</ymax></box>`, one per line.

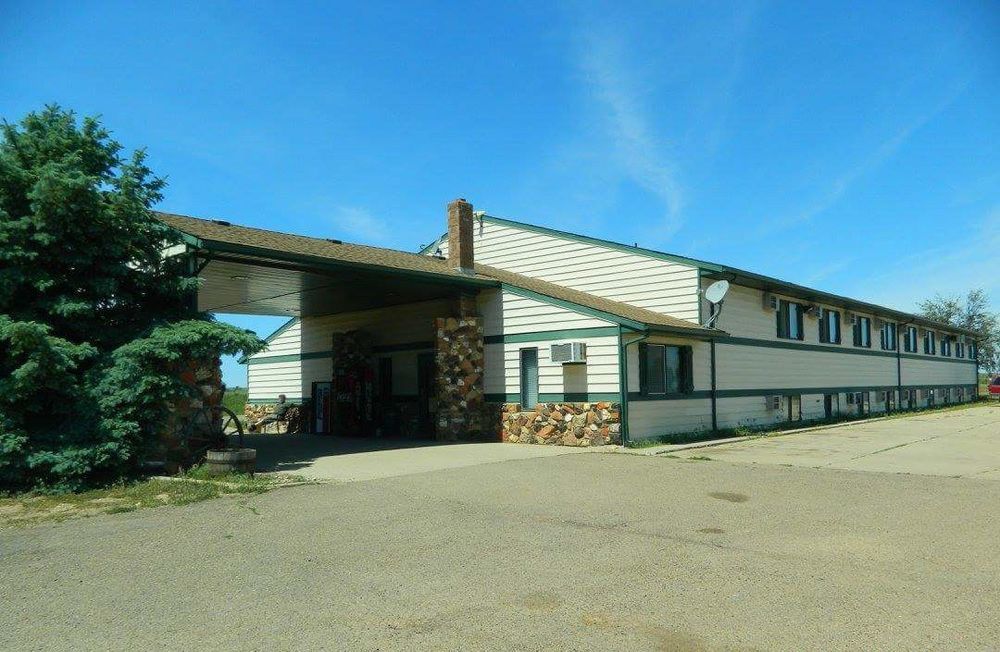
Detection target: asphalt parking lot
<box><xmin>2</xmin><ymin>406</ymin><xmax>998</xmax><ymax>651</ymax></box>
<box><xmin>670</xmin><ymin>403</ymin><xmax>1000</xmax><ymax>478</ymax></box>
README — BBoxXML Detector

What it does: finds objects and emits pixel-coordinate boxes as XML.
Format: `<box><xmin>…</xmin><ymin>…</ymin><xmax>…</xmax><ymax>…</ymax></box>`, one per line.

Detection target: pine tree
<box><xmin>0</xmin><ymin>106</ymin><xmax>263</xmax><ymax>491</ymax></box>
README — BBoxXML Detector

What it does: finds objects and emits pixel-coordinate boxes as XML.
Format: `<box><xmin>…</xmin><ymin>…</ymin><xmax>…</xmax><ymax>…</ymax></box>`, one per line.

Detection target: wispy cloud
<box><xmin>331</xmin><ymin>206</ymin><xmax>389</xmax><ymax>242</ymax></box>
<box><xmin>856</xmin><ymin>204</ymin><xmax>999</xmax><ymax>312</ymax></box>
<box><xmin>574</xmin><ymin>27</ymin><xmax>684</xmax><ymax>238</ymax></box>
<box><xmin>759</xmin><ymin>85</ymin><xmax>967</xmax><ymax>235</ymax></box>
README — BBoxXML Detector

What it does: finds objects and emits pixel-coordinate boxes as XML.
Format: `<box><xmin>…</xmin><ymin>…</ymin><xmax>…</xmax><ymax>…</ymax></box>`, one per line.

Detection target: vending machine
<box><xmin>311</xmin><ymin>381</ymin><xmax>332</xmax><ymax>434</ymax></box>
<box><xmin>332</xmin><ymin>363</ymin><xmax>376</xmax><ymax>436</ymax></box>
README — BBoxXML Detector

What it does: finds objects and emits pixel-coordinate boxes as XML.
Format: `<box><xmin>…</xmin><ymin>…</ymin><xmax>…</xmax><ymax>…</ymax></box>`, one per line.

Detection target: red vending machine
<box><xmin>332</xmin><ymin>363</ymin><xmax>375</xmax><ymax>436</ymax></box>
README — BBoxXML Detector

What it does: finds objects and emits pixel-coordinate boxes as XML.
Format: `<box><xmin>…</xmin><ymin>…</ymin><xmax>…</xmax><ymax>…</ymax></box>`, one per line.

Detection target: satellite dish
<box><xmin>704</xmin><ymin>280</ymin><xmax>730</xmax><ymax>305</ymax></box>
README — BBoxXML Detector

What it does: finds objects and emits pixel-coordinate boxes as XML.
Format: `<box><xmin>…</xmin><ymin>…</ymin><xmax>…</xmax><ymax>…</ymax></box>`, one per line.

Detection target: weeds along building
<box><xmin>161</xmin><ymin>199</ymin><xmax>980</xmax><ymax>445</ymax></box>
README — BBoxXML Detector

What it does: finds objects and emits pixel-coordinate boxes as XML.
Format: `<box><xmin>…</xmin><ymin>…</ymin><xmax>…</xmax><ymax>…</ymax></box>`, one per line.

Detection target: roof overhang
<box><xmin>182</xmin><ymin>241</ymin><xmax>496</xmax><ymax>317</ymax></box>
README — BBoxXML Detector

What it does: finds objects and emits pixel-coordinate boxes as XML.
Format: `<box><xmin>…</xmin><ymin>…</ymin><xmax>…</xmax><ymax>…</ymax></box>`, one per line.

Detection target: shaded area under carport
<box><xmin>245</xmin><ymin>433</ymin><xmax>590</xmax><ymax>482</ymax></box>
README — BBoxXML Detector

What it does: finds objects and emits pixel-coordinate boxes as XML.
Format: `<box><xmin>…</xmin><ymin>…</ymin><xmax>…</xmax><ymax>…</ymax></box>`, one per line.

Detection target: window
<box><xmin>519</xmin><ymin>348</ymin><xmax>538</xmax><ymax>408</ymax></box>
<box><xmin>956</xmin><ymin>341</ymin><xmax>965</xmax><ymax>358</ymax></box>
<box><xmin>640</xmin><ymin>343</ymin><xmax>693</xmax><ymax>395</ymax></box>
<box><xmin>940</xmin><ymin>337</ymin><xmax>952</xmax><ymax>357</ymax></box>
<box><xmin>970</xmin><ymin>342</ymin><xmax>977</xmax><ymax>360</ymax></box>
<box><xmin>903</xmin><ymin>326</ymin><xmax>918</xmax><ymax>353</ymax></box>
<box><xmin>378</xmin><ymin>357</ymin><xmax>393</xmax><ymax>398</ymax></box>
<box><xmin>776</xmin><ymin>300</ymin><xmax>804</xmax><ymax>340</ymax></box>
<box><xmin>923</xmin><ymin>331</ymin><xmax>936</xmax><ymax>355</ymax></box>
<box><xmin>879</xmin><ymin>322</ymin><xmax>897</xmax><ymax>351</ymax></box>
<box><xmin>819</xmin><ymin>308</ymin><xmax>841</xmax><ymax>344</ymax></box>
<box><xmin>853</xmin><ymin>316</ymin><xmax>872</xmax><ymax>348</ymax></box>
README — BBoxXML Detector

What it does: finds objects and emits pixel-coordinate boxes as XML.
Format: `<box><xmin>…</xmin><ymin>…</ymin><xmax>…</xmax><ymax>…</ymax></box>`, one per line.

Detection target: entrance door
<box><xmin>823</xmin><ymin>394</ymin><xmax>834</xmax><ymax>419</ymax></box>
<box><xmin>417</xmin><ymin>353</ymin><xmax>436</xmax><ymax>436</ymax></box>
<box><xmin>787</xmin><ymin>395</ymin><xmax>802</xmax><ymax>422</ymax></box>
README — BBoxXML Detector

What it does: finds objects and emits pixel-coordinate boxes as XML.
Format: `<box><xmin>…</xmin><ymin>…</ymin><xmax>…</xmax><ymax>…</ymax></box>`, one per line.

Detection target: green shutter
<box><xmin>681</xmin><ymin>346</ymin><xmax>694</xmax><ymax>393</ymax></box>
<box><xmin>638</xmin><ymin>342</ymin><xmax>649</xmax><ymax>396</ymax></box>
<box><xmin>795</xmin><ymin>305</ymin><xmax>804</xmax><ymax>341</ymax></box>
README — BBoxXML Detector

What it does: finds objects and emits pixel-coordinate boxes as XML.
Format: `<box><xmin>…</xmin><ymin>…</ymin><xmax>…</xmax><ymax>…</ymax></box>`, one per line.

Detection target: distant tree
<box><xmin>918</xmin><ymin>289</ymin><xmax>998</xmax><ymax>372</ymax></box>
<box><xmin>0</xmin><ymin>106</ymin><xmax>264</xmax><ymax>492</ymax></box>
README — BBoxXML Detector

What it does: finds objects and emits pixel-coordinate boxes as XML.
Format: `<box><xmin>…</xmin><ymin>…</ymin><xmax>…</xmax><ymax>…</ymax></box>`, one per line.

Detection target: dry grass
<box><xmin>0</xmin><ymin>470</ymin><xmax>309</xmax><ymax>529</ymax></box>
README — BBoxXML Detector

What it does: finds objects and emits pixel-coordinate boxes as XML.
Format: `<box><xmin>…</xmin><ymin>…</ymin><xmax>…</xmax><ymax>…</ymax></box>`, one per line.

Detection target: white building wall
<box><xmin>246</xmin><ymin>300</ymin><xmax>449</xmax><ymax>402</ymax></box>
<box><xmin>439</xmin><ymin>218</ymin><xmax>702</xmax><ymax>322</ymax></box>
<box><xmin>478</xmin><ymin>288</ymin><xmax>620</xmax><ymax>401</ymax></box>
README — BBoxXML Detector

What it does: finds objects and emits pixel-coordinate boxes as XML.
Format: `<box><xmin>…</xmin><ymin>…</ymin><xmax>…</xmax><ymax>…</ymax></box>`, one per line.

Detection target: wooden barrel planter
<box><xmin>204</xmin><ymin>448</ymin><xmax>256</xmax><ymax>476</ymax></box>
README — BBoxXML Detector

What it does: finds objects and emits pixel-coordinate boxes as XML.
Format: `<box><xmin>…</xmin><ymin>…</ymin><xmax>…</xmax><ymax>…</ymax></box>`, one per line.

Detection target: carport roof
<box><xmin>158</xmin><ymin>212</ymin><xmax>718</xmax><ymax>337</ymax></box>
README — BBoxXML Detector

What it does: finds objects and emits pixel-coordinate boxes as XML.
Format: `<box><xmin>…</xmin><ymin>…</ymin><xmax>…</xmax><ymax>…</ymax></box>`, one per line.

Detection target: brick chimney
<box><xmin>447</xmin><ymin>198</ymin><xmax>475</xmax><ymax>274</ymax></box>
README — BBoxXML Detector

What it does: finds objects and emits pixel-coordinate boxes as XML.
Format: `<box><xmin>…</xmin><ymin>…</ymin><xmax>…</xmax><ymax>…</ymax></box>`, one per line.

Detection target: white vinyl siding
<box><xmin>439</xmin><ymin>219</ymin><xmax>701</xmax><ymax>321</ymax></box>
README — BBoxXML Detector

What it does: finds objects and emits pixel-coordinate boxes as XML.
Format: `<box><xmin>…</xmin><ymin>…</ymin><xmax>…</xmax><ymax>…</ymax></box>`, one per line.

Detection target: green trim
<box><xmin>500</xmin><ymin>284</ymin><xmax>647</xmax><ymax>332</ymax></box>
<box><xmin>240</xmin><ymin>317</ymin><xmax>298</xmax><ymax>364</ymax></box>
<box><xmin>246</xmin><ymin>351</ymin><xmax>333</xmax><ymax>365</ymax></box>
<box><xmin>623</xmin><ymin>384</ymin><xmax>976</xmax><ymax>401</ymax></box>
<box><xmin>715</xmin><ymin>335</ymin><xmax>978</xmax><ymax>364</ymax></box>
<box><xmin>628</xmin><ymin>391</ymin><xmax>712</xmax><ymax>401</ymax></box>
<box><xmin>246</xmin><ymin>341</ymin><xmax>435</xmax><ymax>365</ymax></box>
<box><xmin>372</xmin><ymin>341</ymin><xmax>435</xmax><ymax>353</ymax></box>
<box><xmin>484</xmin><ymin>392</ymin><xmax>621</xmax><ymax>404</ymax></box>
<box><xmin>196</xmin><ymin>238</ymin><xmax>498</xmax><ymax>289</ymax></box>
<box><xmin>263</xmin><ymin>318</ymin><xmax>298</xmax><ymax>344</ymax></box>
<box><xmin>484</xmin><ymin>326</ymin><xmax>621</xmax><ymax>344</ymax></box>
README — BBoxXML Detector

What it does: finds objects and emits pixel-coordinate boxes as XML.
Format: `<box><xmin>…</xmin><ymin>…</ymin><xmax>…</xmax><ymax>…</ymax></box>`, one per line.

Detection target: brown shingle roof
<box><xmin>158</xmin><ymin>211</ymin><xmax>717</xmax><ymax>336</ymax></box>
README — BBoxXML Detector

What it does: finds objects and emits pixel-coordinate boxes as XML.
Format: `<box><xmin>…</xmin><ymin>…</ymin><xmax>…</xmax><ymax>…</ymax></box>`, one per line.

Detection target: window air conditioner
<box><xmin>806</xmin><ymin>305</ymin><xmax>820</xmax><ymax>319</ymax></box>
<box><xmin>874</xmin><ymin>318</ymin><xmax>884</xmax><ymax>329</ymax></box>
<box><xmin>762</xmin><ymin>292</ymin><xmax>778</xmax><ymax>311</ymax></box>
<box><xmin>550</xmin><ymin>342</ymin><xmax>586</xmax><ymax>364</ymax></box>
<box><xmin>764</xmin><ymin>395</ymin><xmax>781</xmax><ymax>410</ymax></box>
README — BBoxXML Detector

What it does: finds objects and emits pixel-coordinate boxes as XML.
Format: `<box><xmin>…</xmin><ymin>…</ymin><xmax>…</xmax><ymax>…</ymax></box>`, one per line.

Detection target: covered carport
<box><xmin>158</xmin><ymin>206</ymin><xmax>497</xmax><ymax>444</ymax></box>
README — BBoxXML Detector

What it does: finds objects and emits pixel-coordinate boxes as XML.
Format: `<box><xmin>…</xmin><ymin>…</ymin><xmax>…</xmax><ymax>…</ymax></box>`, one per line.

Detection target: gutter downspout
<box><xmin>710</xmin><ymin>340</ymin><xmax>718</xmax><ymax>431</ymax></box>
<box><xmin>896</xmin><ymin>323</ymin><xmax>904</xmax><ymax>411</ymax></box>
<box><xmin>617</xmin><ymin>326</ymin><xmax>650</xmax><ymax>448</ymax></box>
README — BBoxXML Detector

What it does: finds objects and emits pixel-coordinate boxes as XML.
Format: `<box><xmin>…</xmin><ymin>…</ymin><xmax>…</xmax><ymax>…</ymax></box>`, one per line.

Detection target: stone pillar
<box><xmin>435</xmin><ymin>315</ymin><xmax>485</xmax><ymax>441</ymax></box>
<box><xmin>160</xmin><ymin>356</ymin><xmax>224</xmax><ymax>472</ymax></box>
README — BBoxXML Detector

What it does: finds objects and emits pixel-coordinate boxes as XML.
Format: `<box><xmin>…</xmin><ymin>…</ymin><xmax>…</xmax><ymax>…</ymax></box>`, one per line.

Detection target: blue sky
<box><xmin>2</xmin><ymin>1</ymin><xmax>997</xmax><ymax>387</ymax></box>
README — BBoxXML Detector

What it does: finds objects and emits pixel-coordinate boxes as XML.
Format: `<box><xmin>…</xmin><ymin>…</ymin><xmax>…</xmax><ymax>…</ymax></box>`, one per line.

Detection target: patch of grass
<box><xmin>0</xmin><ymin>468</ymin><xmax>308</xmax><ymax>529</ymax></box>
<box><xmin>222</xmin><ymin>386</ymin><xmax>248</xmax><ymax>416</ymax></box>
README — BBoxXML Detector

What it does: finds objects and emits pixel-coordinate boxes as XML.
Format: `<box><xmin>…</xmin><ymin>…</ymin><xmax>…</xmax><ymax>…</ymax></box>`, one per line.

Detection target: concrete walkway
<box><xmin>668</xmin><ymin>404</ymin><xmax>1000</xmax><ymax>478</ymax></box>
<box><xmin>245</xmin><ymin>433</ymin><xmax>589</xmax><ymax>482</ymax></box>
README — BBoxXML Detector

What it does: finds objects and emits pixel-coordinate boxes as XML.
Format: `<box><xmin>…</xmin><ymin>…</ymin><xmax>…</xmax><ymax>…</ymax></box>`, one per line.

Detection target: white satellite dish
<box><xmin>704</xmin><ymin>280</ymin><xmax>730</xmax><ymax>304</ymax></box>
<box><xmin>702</xmin><ymin>280</ymin><xmax>730</xmax><ymax>328</ymax></box>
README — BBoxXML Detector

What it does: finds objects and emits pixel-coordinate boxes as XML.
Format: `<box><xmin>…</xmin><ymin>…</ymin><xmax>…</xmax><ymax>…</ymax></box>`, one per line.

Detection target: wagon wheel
<box><xmin>218</xmin><ymin>406</ymin><xmax>244</xmax><ymax>449</ymax></box>
<box><xmin>182</xmin><ymin>406</ymin><xmax>245</xmax><ymax>462</ymax></box>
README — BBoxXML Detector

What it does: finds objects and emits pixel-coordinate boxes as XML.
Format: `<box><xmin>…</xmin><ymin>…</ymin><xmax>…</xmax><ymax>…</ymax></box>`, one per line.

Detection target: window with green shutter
<box><xmin>819</xmin><ymin>308</ymin><xmax>841</xmax><ymax>344</ymax></box>
<box><xmin>639</xmin><ymin>343</ymin><xmax>693</xmax><ymax>395</ymax></box>
<box><xmin>776</xmin><ymin>300</ymin><xmax>804</xmax><ymax>340</ymax></box>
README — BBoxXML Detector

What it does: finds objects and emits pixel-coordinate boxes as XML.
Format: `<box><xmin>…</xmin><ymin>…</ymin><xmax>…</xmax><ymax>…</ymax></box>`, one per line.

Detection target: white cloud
<box><xmin>331</xmin><ymin>206</ymin><xmax>389</xmax><ymax>242</ymax></box>
<box><xmin>854</xmin><ymin>205</ymin><xmax>999</xmax><ymax>312</ymax></box>
<box><xmin>574</xmin><ymin>27</ymin><xmax>684</xmax><ymax>238</ymax></box>
<box><xmin>760</xmin><ymin>85</ymin><xmax>967</xmax><ymax>235</ymax></box>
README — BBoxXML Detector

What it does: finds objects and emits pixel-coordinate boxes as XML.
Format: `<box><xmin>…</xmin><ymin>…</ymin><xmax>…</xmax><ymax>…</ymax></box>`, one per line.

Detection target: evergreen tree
<box><xmin>1</xmin><ymin>106</ymin><xmax>263</xmax><ymax>491</ymax></box>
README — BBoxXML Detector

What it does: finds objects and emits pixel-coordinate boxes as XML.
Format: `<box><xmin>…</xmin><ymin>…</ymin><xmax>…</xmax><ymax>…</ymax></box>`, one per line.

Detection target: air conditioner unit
<box><xmin>550</xmin><ymin>342</ymin><xmax>586</xmax><ymax>364</ymax></box>
<box><xmin>764</xmin><ymin>395</ymin><xmax>781</xmax><ymax>410</ymax></box>
<box><xmin>847</xmin><ymin>312</ymin><xmax>857</xmax><ymax>325</ymax></box>
<box><xmin>762</xmin><ymin>292</ymin><xmax>778</xmax><ymax>311</ymax></box>
<box><xmin>806</xmin><ymin>305</ymin><xmax>820</xmax><ymax>319</ymax></box>
<box><xmin>874</xmin><ymin>318</ymin><xmax>884</xmax><ymax>329</ymax></box>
